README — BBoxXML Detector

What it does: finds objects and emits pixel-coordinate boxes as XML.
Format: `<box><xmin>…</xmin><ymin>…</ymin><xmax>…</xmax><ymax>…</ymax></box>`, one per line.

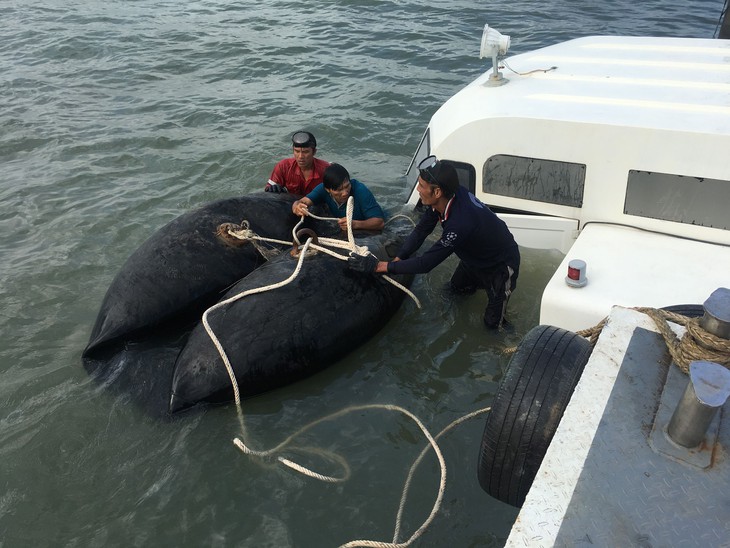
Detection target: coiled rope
<box><xmin>576</xmin><ymin>307</ymin><xmax>730</xmax><ymax>374</ymax></box>
<box><xmin>199</xmin><ymin>197</ymin><xmax>492</xmax><ymax>546</ymax></box>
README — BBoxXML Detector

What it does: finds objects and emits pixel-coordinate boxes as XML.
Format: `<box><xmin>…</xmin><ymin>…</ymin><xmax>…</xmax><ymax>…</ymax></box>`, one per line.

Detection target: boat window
<box><xmin>483</xmin><ymin>155</ymin><xmax>585</xmax><ymax>207</ymax></box>
<box><xmin>405</xmin><ymin>129</ymin><xmax>431</xmax><ymax>190</ymax></box>
<box><xmin>445</xmin><ymin>160</ymin><xmax>476</xmax><ymax>194</ymax></box>
<box><xmin>625</xmin><ymin>170</ymin><xmax>729</xmax><ymax>230</ymax></box>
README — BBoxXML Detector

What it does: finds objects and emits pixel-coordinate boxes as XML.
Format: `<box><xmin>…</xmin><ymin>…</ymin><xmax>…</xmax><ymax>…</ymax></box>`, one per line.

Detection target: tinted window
<box><xmin>444</xmin><ymin>160</ymin><xmax>476</xmax><ymax>194</ymax></box>
<box><xmin>483</xmin><ymin>155</ymin><xmax>585</xmax><ymax>207</ymax></box>
<box><xmin>625</xmin><ymin>170</ymin><xmax>729</xmax><ymax>229</ymax></box>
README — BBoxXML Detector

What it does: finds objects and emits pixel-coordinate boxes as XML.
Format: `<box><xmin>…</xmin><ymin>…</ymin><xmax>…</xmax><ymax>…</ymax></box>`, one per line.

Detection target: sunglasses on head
<box><xmin>292</xmin><ymin>131</ymin><xmax>315</xmax><ymax>147</ymax></box>
<box><xmin>418</xmin><ymin>155</ymin><xmax>440</xmax><ymax>186</ymax></box>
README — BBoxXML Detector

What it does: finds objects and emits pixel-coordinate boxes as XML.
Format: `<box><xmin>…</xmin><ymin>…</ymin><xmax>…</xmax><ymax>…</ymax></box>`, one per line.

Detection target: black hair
<box><xmin>419</xmin><ymin>159</ymin><xmax>460</xmax><ymax>199</ymax></box>
<box><xmin>436</xmin><ymin>161</ymin><xmax>460</xmax><ymax>198</ymax></box>
<box><xmin>323</xmin><ymin>163</ymin><xmax>350</xmax><ymax>190</ymax></box>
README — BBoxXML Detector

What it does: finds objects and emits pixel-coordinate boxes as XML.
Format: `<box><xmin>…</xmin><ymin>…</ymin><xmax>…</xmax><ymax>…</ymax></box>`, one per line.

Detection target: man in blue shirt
<box><xmin>292</xmin><ymin>163</ymin><xmax>385</xmax><ymax>232</ymax></box>
<box><xmin>348</xmin><ymin>155</ymin><xmax>520</xmax><ymax>328</ymax></box>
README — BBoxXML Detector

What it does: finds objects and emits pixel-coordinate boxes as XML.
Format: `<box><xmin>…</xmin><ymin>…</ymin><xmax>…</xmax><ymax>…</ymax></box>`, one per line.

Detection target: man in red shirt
<box><xmin>264</xmin><ymin>131</ymin><xmax>330</xmax><ymax>195</ymax></box>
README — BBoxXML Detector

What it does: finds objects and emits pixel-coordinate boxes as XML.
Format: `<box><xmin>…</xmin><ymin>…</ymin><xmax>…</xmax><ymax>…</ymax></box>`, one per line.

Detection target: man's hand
<box><xmin>292</xmin><ymin>200</ymin><xmax>309</xmax><ymax>217</ymax></box>
<box><xmin>347</xmin><ymin>252</ymin><xmax>379</xmax><ymax>273</ymax></box>
<box><xmin>265</xmin><ymin>182</ymin><xmax>288</xmax><ymax>193</ymax></box>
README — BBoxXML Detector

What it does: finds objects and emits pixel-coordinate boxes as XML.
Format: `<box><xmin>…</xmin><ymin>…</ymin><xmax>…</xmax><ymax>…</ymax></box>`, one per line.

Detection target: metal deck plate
<box><xmin>506</xmin><ymin>307</ymin><xmax>730</xmax><ymax>547</ymax></box>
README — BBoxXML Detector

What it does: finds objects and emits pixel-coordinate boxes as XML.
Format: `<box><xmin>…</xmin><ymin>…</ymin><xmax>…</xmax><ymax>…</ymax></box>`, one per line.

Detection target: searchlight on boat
<box><xmin>479</xmin><ymin>24</ymin><xmax>510</xmax><ymax>87</ymax></box>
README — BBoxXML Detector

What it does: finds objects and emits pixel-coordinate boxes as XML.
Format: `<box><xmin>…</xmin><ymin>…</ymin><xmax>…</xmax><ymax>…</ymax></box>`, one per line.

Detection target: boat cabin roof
<box><xmin>413</xmin><ymin>36</ymin><xmax>730</xmax><ymax>248</ymax></box>
<box><xmin>456</xmin><ymin>35</ymin><xmax>730</xmax><ymax>137</ymax></box>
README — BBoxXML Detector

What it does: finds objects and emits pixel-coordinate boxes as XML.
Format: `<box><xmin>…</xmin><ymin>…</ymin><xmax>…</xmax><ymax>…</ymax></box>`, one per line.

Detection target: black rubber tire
<box><xmin>477</xmin><ymin>325</ymin><xmax>592</xmax><ymax>507</ymax></box>
<box><xmin>660</xmin><ymin>304</ymin><xmax>704</xmax><ymax>318</ymax></box>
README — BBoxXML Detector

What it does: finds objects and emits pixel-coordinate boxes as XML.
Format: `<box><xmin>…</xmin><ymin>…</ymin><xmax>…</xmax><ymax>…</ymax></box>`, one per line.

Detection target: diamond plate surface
<box><xmin>507</xmin><ymin>307</ymin><xmax>730</xmax><ymax>547</ymax></box>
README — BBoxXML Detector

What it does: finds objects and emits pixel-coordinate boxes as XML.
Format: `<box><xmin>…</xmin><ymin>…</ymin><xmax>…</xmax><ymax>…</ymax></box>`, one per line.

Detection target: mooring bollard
<box><xmin>666</xmin><ymin>288</ymin><xmax>730</xmax><ymax>449</ymax></box>
<box><xmin>667</xmin><ymin>360</ymin><xmax>730</xmax><ymax>448</ymax></box>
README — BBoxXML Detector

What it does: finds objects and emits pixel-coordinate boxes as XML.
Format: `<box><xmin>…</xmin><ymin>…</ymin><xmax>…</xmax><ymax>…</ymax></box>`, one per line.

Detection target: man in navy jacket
<box><xmin>349</xmin><ymin>155</ymin><xmax>520</xmax><ymax>328</ymax></box>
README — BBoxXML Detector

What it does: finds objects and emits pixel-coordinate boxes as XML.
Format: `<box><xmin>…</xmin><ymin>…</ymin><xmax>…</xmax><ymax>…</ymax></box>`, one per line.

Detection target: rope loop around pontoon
<box><xmin>220</xmin><ymin>219</ymin><xmax>291</xmax><ymax>260</ymax></box>
<box><xmin>206</xmin><ymin>197</ymin><xmax>421</xmax><ymax>405</ymax></box>
<box><xmin>226</xmin><ymin>197</ymin><xmax>421</xmax><ymax>309</ymax></box>
<box><xmin>202</xmin><ymin>250</ymin><xmax>487</xmax><ymax>543</ymax></box>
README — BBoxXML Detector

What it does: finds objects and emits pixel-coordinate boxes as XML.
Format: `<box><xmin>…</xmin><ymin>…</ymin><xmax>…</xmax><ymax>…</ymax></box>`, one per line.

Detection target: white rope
<box><xmin>385</xmin><ymin>213</ymin><xmax>417</xmax><ymax>228</ymax></box>
<box><xmin>390</xmin><ymin>407</ymin><xmax>491</xmax><ymax>544</ymax></box>
<box><xmin>233</xmin><ymin>401</ymin><xmax>492</xmax><ymax>547</ymax></box>
<box><xmin>203</xmin><ymin>196</ymin><xmax>488</xmax><ymax>543</ymax></box>
<box><xmin>288</xmin><ymin>197</ymin><xmax>421</xmax><ymax>308</ymax></box>
<box><xmin>226</xmin><ymin>219</ymin><xmax>293</xmax><ymax>247</ymax></box>
<box><xmin>302</xmin><ymin>198</ymin><xmax>421</xmax><ymax>308</ymax></box>
<box><xmin>200</xmin><ymin>199</ymin><xmax>417</xmax><ymax>481</ymax></box>
<box><xmin>202</xmin><ymin>237</ymin><xmax>315</xmax><ymax>405</ymax></box>
<box><xmin>205</xmin><ymin>196</ymin><xmax>420</xmax><ymax>407</ymax></box>
<box><xmin>335</xmin><ymin>403</ymin><xmax>446</xmax><ymax>548</ymax></box>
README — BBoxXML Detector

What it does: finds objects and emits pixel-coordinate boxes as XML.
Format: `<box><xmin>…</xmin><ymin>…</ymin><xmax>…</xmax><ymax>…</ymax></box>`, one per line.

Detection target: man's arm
<box><xmin>340</xmin><ymin>180</ymin><xmax>385</xmax><ymax>232</ymax></box>
<box><xmin>293</xmin><ymin>184</ymin><xmax>326</xmax><ymax>216</ymax></box>
<box><xmin>386</xmin><ymin>239</ymin><xmax>454</xmax><ymax>275</ymax></box>
<box><xmin>375</xmin><ymin>260</ymin><xmax>389</xmax><ymax>273</ymax></box>
<box><xmin>265</xmin><ymin>159</ymin><xmax>290</xmax><ymax>192</ymax></box>
<box><xmin>338</xmin><ymin>216</ymin><xmax>384</xmax><ymax>231</ymax></box>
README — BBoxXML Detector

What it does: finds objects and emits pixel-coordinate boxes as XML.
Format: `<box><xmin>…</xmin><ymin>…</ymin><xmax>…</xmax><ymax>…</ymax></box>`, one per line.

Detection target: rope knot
<box><xmin>216</xmin><ymin>221</ymin><xmax>253</xmax><ymax>247</ymax></box>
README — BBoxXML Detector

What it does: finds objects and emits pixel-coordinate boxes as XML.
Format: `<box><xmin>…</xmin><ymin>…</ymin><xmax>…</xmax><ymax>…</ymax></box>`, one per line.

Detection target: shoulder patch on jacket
<box><xmin>442</xmin><ymin>231</ymin><xmax>458</xmax><ymax>247</ymax></box>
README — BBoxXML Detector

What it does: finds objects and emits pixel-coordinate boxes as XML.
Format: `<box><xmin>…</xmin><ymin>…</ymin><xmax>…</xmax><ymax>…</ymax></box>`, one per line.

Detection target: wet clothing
<box><xmin>267</xmin><ymin>157</ymin><xmax>330</xmax><ymax>195</ymax></box>
<box><xmin>449</xmin><ymin>260</ymin><xmax>517</xmax><ymax>328</ymax></box>
<box><xmin>387</xmin><ymin>185</ymin><xmax>520</xmax><ymax>327</ymax></box>
<box><xmin>305</xmin><ymin>179</ymin><xmax>385</xmax><ymax>221</ymax></box>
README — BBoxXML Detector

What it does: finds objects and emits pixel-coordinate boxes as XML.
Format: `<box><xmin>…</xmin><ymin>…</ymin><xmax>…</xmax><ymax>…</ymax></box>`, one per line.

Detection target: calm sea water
<box><xmin>0</xmin><ymin>1</ymin><xmax>723</xmax><ymax>546</ymax></box>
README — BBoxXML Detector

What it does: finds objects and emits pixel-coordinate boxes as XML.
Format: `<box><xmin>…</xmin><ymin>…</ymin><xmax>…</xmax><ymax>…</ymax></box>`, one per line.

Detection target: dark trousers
<box><xmin>450</xmin><ymin>260</ymin><xmax>518</xmax><ymax>328</ymax></box>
